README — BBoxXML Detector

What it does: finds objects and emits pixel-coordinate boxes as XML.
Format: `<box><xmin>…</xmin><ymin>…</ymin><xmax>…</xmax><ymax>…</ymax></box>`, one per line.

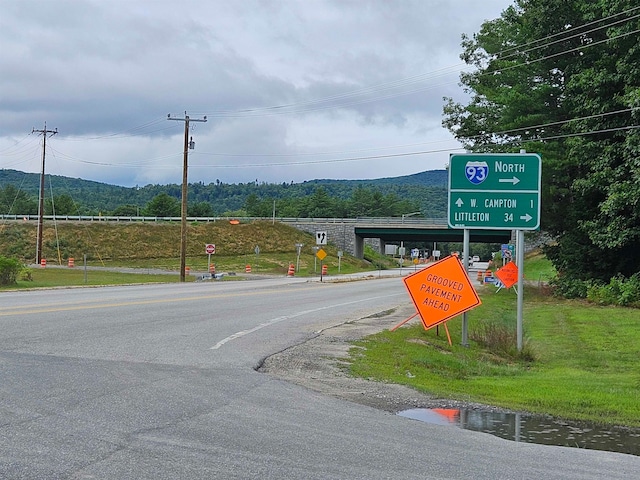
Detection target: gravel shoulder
<box><xmin>258</xmin><ymin>303</ymin><xmax>492</xmax><ymax>413</ymax></box>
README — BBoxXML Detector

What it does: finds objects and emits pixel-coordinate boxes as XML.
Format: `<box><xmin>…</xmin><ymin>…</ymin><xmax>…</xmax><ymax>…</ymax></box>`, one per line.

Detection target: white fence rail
<box><xmin>1</xmin><ymin>215</ymin><xmax>448</xmax><ymax>226</ymax></box>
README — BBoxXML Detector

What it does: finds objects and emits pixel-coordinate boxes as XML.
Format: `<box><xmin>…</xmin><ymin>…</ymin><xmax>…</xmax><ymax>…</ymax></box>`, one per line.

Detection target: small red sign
<box><xmin>205</xmin><ymin>244</ymin><xmax>216</xmax><ymax>254</ymax></box>
<box><xmin>495</xmin><ymin>261</ymin><xmax>519</xmax><ymax>289</ymax></box>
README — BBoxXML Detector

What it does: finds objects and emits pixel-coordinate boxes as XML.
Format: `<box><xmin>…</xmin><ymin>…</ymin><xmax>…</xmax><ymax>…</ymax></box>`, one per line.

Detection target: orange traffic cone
<box><xmin>209</xmin><ymin>263</ymin><xmax>215</xmax><ymax>274</ymax></box>
<box><xmin>321</xmin><ymin>264</ymin><xmax>328</xmax><ymax>275</ymax></box>
<box><xmin>245</xmin><ymin>265</ymin><xmax>252</xmax><ymax>273</ymax></box>
<box><xmin>40</xmin><ymin>259</ymin><xmax>46</xmax><ymax>268</ymax></box>
<box><xmin>68</xmin><ymin>257</ymin><xmax>75</xmax><ymax>268</ymax></box>
<box><xmin>287</xmin><ymin>264</ymin><xmax>295</xmax><ymax>277</ymax></box>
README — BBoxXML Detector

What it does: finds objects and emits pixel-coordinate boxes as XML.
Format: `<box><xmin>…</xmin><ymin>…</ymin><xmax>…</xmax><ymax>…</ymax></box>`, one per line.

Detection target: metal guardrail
<box><xmin>1</xmin><ymin>215</ymin><xmax>448</xmax><ymax>225</ymax></box>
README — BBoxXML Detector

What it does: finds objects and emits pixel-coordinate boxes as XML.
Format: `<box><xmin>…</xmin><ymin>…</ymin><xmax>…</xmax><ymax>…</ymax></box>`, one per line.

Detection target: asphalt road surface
<box><xmin>0</xmin><ymin>276</ymin><xmax>637</xmax><ymax>479</ymax></box>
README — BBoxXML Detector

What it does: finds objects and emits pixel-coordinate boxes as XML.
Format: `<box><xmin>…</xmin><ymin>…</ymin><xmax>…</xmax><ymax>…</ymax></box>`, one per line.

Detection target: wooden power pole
<box><xmin>167</xmin><ymin>112</ymin><xmax>207</xmax><ymax>282</ymax></box>
<box><xmin>32</xmin><ymin>123</ymin><xmax>57</xmax><ymax>264</ymax></box>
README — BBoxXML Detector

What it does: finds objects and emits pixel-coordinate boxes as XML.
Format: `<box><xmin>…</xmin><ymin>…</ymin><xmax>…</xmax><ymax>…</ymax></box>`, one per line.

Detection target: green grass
<box><xmin>3</xmin><ymin>267</ymin><xmax>184</xmax><ymax>289</ymax></box>
<box><xmin>348</xmin><ymin>285</ymin><xmax>640</xmax><ymax>427</ymax></box>
<box><xmin>0</xmin><ymin>220</ymin><xmax>375</xmax><ymax>282</ymax></box>
<box><xmin>523</xmin><ymin>249</ymin><xmax>556</xmax><ymax>284</ymax></box>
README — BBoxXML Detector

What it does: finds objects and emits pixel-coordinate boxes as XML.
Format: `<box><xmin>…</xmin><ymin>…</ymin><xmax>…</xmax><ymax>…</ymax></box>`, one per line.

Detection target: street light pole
<box><xmin>401</xmin><ymin>211</ymin><xmax>421</xmax><ymax>223</ymax></box>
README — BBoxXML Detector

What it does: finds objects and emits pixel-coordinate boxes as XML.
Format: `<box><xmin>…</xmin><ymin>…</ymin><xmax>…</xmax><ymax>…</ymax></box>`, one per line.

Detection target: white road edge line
<box><xmin>210</xmin><ymin>293</ymin><xmax>404</xmax><ymax>349</ymax></box>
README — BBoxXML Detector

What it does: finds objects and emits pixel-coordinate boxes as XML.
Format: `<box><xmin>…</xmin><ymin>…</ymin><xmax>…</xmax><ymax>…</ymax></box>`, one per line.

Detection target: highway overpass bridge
<box><xmin>1</xmin><ymin>215</ymin><xmax>513</xmax><ymax>260</ymax></box>
<box><xmin>282</xmin><ymin>217</ymin><xmax>513</xmax><ymax>259</ymax></box>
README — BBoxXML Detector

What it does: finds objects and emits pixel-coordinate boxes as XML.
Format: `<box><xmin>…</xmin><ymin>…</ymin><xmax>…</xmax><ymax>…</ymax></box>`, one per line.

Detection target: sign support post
<box><xmin>448</xmin><ymin>151</ymin><xmax>541</xmax><ymax>353</ymax></box>
<box><xmin>461</xmin><ymin>229</ymin><xmax>470</xmax><ymax>347</ymax></box>
<box><xmin>516</xmin><ymin>229</ymin><xmax>525</xmax><ymax>351</ymax></box>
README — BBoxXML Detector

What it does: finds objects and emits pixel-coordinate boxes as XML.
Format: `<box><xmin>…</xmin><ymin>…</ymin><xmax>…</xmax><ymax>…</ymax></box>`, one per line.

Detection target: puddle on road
<box><xmin>398</xmin><ymin>408</ymin><xmax>640</xmax><ymax>456</ymax></box>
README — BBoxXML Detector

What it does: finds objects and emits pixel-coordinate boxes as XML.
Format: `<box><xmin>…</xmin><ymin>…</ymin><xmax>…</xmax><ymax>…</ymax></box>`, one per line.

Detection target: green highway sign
<box><xmin>448</xmin><ymin>153</ymin><xmax>541</xmax><ymax>230</ymax></box>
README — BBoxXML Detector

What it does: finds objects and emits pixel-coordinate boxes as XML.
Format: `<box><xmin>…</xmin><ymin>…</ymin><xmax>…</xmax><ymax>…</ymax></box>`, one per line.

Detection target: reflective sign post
<box><xmin>516</xmin><ymin>229</ymin><xmax>525</xmax><ymax>351</ymax></box>
<box><xmin>461</xmin><ymin>229</ymin><xmax>470</xmax><ymax>347</ymax></box>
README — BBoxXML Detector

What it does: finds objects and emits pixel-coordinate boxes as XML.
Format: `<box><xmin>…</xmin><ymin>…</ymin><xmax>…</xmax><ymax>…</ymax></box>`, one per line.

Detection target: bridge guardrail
<box><xmin>1</xmin><ymin>215</ymin><xmax>448</xmax><ymax>225</ymax></box>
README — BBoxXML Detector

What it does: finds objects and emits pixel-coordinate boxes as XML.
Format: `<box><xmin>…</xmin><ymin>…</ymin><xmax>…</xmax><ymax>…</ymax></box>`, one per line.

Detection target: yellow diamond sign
<box><xmin>316</xmin><ymin>248</ymin><xmax>327</xmax><ymax>261</ymax></box>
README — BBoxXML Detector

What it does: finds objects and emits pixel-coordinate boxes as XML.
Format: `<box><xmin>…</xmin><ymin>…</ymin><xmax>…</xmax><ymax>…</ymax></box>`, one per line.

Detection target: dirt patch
<box><xmin>258</xmin><ymin>304</ymin><xmax>489</xmax><ymax>413</ymax></box>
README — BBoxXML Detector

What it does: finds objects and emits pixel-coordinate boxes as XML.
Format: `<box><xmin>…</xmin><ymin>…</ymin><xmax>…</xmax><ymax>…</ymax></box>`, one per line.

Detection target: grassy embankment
<box><xmin>0</xmin><ymin>220</ymin><xmax>386</xmax><ymax>288</ymax></box>
<box><xmin>347</xmin><ymin>252</ymin><xmax>640</xmax><ymax>427</ymax></box>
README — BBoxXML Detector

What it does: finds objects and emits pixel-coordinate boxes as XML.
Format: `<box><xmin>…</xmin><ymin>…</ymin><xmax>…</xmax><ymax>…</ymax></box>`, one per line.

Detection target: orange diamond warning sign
<box><xmin>403</xmin><ymin>255</ymin><xmax>481</xmax><ymax>330</ymax></box>
<box><xmin>495</xmin><ymin>261</ymin><xmax>519</xmax><ymax>289</ymax></box>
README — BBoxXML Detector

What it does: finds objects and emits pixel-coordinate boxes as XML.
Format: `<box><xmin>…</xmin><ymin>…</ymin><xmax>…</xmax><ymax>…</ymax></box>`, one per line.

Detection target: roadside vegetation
<box><xmin>443</xmin><ymin>1</ymin><xmax>640</xmax><ymax>300</ymax></box>
<box><xmin>0</xmin><ymin>220</ymin><xmax>393</xmax><ymax>288</ymax></box>
<box><xmin>0</xmin><ymin>267</ymin><xmax>184</xmax><ymax>289</ymax></box>
<box><xmin>346</xmin><ymin>253</ymin><xmax>640</xmax><ymax>428</ymax></box>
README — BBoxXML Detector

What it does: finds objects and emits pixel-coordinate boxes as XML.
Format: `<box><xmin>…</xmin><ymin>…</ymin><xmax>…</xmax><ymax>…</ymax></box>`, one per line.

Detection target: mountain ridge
<box><xmin>0</xmin><ymin>168</ymin><xmax>447</xmax><ymax>217</ymax></box>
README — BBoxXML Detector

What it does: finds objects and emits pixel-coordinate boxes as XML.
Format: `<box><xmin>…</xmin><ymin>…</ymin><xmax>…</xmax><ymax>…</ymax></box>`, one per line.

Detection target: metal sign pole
<box><xmin>516</xmin><ymin>229</ymin><xmax>525</xmax><ymax>351</ymax></box>
<box><xmin>461</xmin><ymin>228</ymin><xmax>470</xmax><ymax>346</ymax></box>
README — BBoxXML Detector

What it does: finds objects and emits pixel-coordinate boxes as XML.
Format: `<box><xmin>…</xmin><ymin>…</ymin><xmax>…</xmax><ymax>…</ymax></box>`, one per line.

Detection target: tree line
<box><xmin>0</xmin><ymin>183</ymin><xmax>427</xmax><ymax>220</ymax></box>
<box><xmin>442</xmin><ymin>0</ymin><xmax>640</xmax><ymax>295</ymax></box>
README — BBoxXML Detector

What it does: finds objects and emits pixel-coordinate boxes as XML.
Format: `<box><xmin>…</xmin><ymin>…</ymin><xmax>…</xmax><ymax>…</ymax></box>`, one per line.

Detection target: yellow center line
<box><xmin>0</xmin><ymin>285</ymin><xmax>326</xmax><ymax>317</ymax></box>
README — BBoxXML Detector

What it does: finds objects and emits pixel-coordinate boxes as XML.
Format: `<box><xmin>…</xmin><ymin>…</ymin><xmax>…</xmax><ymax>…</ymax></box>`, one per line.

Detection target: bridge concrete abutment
<box><xmin>284</xmin><ymin>218</ymin><xmax>511</xmax><ymax>260</ymax></box>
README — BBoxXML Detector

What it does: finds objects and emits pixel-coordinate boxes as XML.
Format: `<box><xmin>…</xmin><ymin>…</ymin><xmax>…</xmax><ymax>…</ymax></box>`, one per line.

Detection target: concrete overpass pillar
<box><xmin>354</xmin><ymin>234</ymin><xmax>365</xmax><ymax>259</ymax></box>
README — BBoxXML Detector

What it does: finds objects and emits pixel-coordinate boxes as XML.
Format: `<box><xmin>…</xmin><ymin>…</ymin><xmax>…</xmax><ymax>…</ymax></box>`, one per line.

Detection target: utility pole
<box><xmin>32</xmin><ymin>123</ymin><xmax>58</xmax><ymax>264</ymax></box>
<box><xmin>167</xmin><ymin>112</ymin><xmax>207</xmax><ymax>282</ymax></box>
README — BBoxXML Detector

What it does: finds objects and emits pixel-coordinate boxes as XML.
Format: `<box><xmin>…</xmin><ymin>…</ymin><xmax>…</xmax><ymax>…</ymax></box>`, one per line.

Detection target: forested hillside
<box><xmin>0</xmin><ymin>168</ymin><xmax>447</xmax><ymax>218</ymax></box>
<box><xmin>442</xmin><ymin>0</ymin><xmax>640</xmax><ymax>290</ymax></box>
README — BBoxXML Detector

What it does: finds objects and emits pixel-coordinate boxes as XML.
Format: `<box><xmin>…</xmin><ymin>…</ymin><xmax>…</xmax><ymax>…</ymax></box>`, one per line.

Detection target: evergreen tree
<box><xmin>442</xmin><ymin>0</ymin><xmax>640</xmax><ymax>283</ymax></box>
<box><xmin>143</xmin><ymin>193</ymin><xmax>180</xmax><ymax>217</ymax></box>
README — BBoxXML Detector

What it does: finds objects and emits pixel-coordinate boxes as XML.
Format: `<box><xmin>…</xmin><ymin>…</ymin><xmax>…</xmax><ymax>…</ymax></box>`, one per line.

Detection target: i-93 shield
<box><xmin>465</xmin><ymin>161</ymin><xmax>488</xmax><ymax>185</ymax></box>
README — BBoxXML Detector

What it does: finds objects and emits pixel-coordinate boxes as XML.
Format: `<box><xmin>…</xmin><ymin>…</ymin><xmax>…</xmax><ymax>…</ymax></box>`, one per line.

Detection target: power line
<box><xmin>6</xmin><ymin>7</ymin><xmax>636</xmax><ymax>179</ymax></box>
<box><xmin>58</xmin><ymin>117</ymin><xmax>178</xmax><ymax>142</ymax></box>
<box><xmin>497</xmin><ymin>6</ymin><xmax>640</xmax><ymax>59</ymax></box>
<box><xmin>182</xmin><ymin>6</ymin><xmax>640</xmax><ymax>121</ymax></box>
<box><xmin>40</xmin><ymin>105</ymin><xmax>639</xmax><ymax>173</ymax></box>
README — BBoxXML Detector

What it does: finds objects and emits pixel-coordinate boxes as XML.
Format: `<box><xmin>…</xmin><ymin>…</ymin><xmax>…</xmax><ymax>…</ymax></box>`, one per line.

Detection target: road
<box><xmin>0</xmin><ymin>276</ymin><xmax>637</xmax><ymax>479</ymax></box>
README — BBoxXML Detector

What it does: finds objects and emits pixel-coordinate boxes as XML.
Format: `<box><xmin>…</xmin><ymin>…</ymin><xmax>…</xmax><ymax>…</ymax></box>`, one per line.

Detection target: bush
<box><xmin>0</xmin><ymin>256</ymin><xmax>23</xmax><ymax>285</ymax></box>
<box><xmin>549</xmin><ymin>275</ymin><xmax>591</xmax><ymax>299</ymax></box>
<box><xmin>587</xmin><ymin>274</ymin><xmax>640</xmax><ymax>307</ymax></box>
<box><xmin>470</xmin><ymin>320</ymin><xmax>535</xmax><ymax>362</ymax></box>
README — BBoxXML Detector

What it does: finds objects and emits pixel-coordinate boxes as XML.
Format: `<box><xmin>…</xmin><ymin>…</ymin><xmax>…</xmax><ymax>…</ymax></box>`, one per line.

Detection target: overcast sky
<box><xmin>0</xmin><ymin>0</ymin><xmax>512</xmax><ymax>188</ymax></box>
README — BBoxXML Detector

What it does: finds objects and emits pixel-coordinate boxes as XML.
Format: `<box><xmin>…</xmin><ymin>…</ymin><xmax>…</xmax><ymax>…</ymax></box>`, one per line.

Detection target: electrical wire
<box><xmin>40</xmin><ymin>103</ymin><xmax>639</xmax><ymax>173</ymax></box>
<box><xmin>496</xmin><ymin>6</ymin><xmax>640</xmax><ymax>59</ymax></box>
<box><xmin>47</xmin><ymin>145</ymin><xmax>179</xmax><ymax>168</ymax></box>
<box><xmin>57</xmin><ymin>117</ymin><xmax>179</xmax><ymax>142</ymax></box>
<box><xmin>189</xmin><ymin>7</ymin><xmax>640</xmax><ymax>119</ymax></box>
<box><xmin>3</xmin><ymin>6</ymin><xmax>636</xmax><ymax>175</ymax></box>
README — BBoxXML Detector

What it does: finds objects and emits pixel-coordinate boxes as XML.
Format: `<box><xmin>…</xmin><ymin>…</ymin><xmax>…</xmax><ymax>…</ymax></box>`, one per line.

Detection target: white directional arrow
<box><xmin>455</xmin><ymin>198</ymin><xmax>464</xmax><ymax>207</ymax></box>
<box><xmin>520</xmin><ymin>213</ymin><xmax>533</xmax><ymax>222</ymax></box>
<box><xmin>499</xmin><ymin>176</ymin><xmax>521</xmax><ymax>185</ymax></box>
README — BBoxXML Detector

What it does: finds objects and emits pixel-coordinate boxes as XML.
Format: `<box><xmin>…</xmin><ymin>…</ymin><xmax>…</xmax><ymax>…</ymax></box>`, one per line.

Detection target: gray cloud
<box><xmin>0</xmin><ymin>0</ymin><xmax>512</xmax><ymax>186</ymax></box>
